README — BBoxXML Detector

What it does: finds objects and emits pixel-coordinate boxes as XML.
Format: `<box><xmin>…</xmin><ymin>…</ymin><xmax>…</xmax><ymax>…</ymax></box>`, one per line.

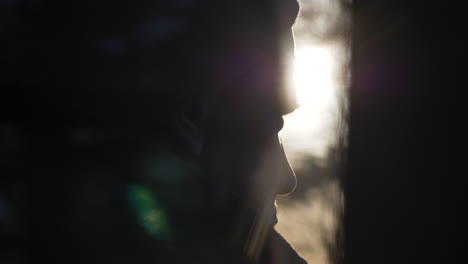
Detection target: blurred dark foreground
<box><xmin>344</xmin><ymin>1</ymin><xmax>466</xmax><ymax>264</ymax></box>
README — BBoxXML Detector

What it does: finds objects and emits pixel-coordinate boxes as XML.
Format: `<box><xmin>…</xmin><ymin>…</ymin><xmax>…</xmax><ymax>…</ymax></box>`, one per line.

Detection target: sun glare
<box><xmin>275</xmin><ymin>1</ymin><xmax>348</xmax><ymax>263</ymax></box>
<box><xmin>280</xmin><ymin>46</ymin><xmax>337</xmax><ymax>160</ymax></box>
<box><xmin>294</xmin><ymin>47</ymin><xmax>334</xmax><ymax>108</ymax></box>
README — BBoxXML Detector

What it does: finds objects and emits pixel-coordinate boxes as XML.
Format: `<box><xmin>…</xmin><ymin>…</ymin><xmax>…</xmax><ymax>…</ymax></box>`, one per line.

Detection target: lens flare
<box><xmin>127</xmin><ymin>184</ymin><xmax>172</xmax><ymax>239</ymax></box>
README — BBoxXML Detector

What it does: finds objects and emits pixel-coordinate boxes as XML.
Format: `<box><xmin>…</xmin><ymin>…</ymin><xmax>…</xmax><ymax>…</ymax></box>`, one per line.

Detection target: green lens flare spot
<box><xmin>127</xmin><ymin>184</ymin><xmax>172</xmax><ymax>239</ymax></box>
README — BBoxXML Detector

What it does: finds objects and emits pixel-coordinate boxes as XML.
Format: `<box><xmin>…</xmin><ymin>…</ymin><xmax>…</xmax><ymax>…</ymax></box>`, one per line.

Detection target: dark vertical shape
<box><xmin>344</xmin><ymin>1</ymin><xmax>466</xmax><ymax>264</ymax></box>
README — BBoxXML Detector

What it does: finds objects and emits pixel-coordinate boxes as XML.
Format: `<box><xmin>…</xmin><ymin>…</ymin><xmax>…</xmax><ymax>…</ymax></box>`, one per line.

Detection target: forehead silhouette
<box><xmin>2</xmin><ymin>0</ymin><xmax>298</xmax><ymax>126</ymax></box>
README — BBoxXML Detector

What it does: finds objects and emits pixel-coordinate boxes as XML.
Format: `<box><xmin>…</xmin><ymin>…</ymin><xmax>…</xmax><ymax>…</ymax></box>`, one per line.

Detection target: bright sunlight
<box><xmin>280</xmin><ymin>45</ymin><xmax>337</xmax><ymax>160</ymax></box>
<box><xmin>275</xmin><ymin>1</ymin><xmax>349</xmax><ymax>264</ymax></box>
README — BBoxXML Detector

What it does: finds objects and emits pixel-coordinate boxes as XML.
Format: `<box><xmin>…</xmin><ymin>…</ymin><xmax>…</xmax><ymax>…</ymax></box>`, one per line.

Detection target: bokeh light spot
<box><xmin>127</xmin><ymin>184</ymin><xmax>172</xmax><ymax>239</ymax></box>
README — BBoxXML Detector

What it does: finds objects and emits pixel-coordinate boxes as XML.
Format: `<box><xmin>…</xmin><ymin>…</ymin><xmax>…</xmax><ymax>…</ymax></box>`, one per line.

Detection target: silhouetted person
<box><xmin>1</xmin><ymin>1</ymin><xmax>306</xmax><ymax>263</ymax></box>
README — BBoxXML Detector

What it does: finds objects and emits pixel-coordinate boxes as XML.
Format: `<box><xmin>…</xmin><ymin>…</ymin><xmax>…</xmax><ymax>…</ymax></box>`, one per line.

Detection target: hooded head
<box><xmin>1</xmin><ymin>0</ymin><xmax>305</xmax><ymax>263</ymax></box>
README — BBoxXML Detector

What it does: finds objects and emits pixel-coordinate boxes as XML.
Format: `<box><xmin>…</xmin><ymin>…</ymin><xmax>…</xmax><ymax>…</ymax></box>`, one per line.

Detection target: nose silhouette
<box><xmin>277</xmin><ymin>138</ymin><xmax>297</xmax><ymax>195</ymax></box>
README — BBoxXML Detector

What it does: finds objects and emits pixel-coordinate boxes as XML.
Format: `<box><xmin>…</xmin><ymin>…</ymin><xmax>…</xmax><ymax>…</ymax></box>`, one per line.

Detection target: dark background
<box><xmin>344</xmin><ymin>1</ymin><xmax>466</xmax><ymax>263</ymax></box>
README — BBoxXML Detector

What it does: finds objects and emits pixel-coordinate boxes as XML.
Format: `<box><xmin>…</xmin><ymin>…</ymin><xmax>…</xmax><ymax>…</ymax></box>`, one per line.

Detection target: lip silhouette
<box><xmin>271</xmin><ymin>206</ymin><xmax>279</xmax><ymax>226</ymax></box>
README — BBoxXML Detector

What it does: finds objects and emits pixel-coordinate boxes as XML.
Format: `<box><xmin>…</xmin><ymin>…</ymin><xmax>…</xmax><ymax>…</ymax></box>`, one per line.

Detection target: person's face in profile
<box><xmin>199</xmin><ymin>0</ymin><xmax>300</xmax><ymax>241</ymax></box>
